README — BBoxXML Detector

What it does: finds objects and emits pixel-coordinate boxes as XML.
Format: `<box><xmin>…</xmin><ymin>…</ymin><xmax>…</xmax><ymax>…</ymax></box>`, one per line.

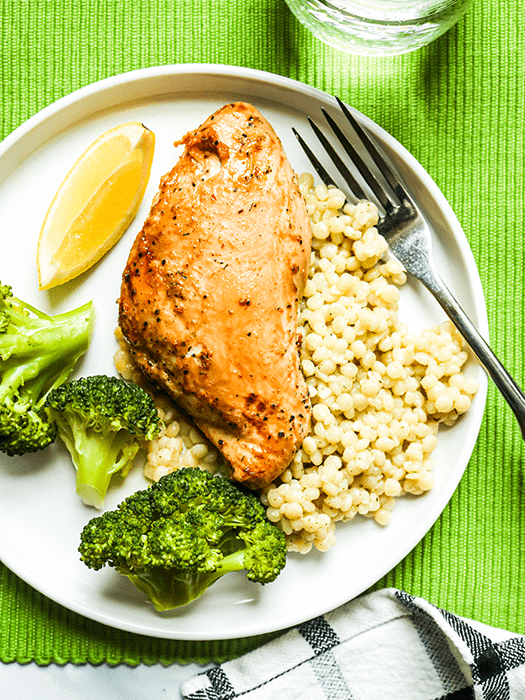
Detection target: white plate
<box><xmin>0</xmin><ymin>64</ymin><xmax>487</xmax><ymax>641</ymax></box>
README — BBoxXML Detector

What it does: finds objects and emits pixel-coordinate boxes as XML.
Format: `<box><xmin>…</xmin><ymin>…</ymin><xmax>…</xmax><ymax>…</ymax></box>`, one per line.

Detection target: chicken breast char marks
<box><xmin>119</xmin><ymin>102</ymin><xmax>312</xmax><ymax>489</ymax></box>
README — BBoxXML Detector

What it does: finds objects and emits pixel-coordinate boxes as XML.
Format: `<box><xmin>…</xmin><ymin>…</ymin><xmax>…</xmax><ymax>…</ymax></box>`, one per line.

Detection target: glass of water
<box><xmin>283</xmin><ymin>0</ymin><xmax>474</xmax><ymax>56</ymax></box>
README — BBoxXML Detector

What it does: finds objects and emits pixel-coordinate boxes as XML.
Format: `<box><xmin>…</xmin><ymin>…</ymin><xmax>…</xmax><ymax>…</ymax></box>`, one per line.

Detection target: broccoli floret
<box><xmin>0</xmin><ymin>403</ymin><xmax>58</xmax><ymax>456</ymax></box>
<box><xmin>0</xmin><ymin>282</ymin><xmax>93</xmax><ymax>456</ymax></box>
<box><xmin>46</xmin><ymin>375</ymin><xmax>160</xmax><ymax>509</ymax></box>
<box><xmin>79</xmin><ymin>467</ymin><xmax>287</xmax><ymax>610</ymax></box>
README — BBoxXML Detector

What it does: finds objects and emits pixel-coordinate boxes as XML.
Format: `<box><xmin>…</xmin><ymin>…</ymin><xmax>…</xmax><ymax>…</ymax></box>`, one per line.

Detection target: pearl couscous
<box><xmin>114</xmin><ymin>173</ymin><xmax>478</xmax><ymax>555</ymax></box>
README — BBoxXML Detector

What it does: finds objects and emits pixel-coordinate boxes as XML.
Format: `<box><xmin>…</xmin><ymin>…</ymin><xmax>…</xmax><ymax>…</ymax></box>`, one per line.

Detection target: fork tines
<box><xmin>294</xmin><ymin>96</ymin><xmax>411</xmax><ymax>216</ymax></box>
<box><xmin>291</xmin><ymin>127</ymin><xmax>339</xmax><ymax>191</ymax></box>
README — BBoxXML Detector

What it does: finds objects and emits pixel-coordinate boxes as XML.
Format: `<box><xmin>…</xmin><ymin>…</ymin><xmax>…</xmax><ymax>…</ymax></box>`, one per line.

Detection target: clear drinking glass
<box><xmin>283</xmin><ymin>0</ymin><xmax>474</xmax><ymax>56</ymax></box>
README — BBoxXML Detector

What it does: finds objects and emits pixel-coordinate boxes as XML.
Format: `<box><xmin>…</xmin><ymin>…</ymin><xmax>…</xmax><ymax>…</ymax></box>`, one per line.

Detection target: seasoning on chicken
<box><xmin>118</xmin><ymin>102</ymin><xmax>312</xmax><ymax>489</ymax></box>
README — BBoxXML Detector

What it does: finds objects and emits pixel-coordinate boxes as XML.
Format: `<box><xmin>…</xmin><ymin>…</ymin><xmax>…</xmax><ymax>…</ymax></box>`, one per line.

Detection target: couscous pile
<box><xmin>114</xmin><ymin>173</ymin><xmax>478</xmax><ymax>555</ymax></box>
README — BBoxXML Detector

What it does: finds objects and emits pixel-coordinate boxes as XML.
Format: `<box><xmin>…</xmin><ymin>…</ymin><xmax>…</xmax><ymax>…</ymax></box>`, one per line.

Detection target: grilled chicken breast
<box><xmin>118</xmin><ymin>102</ymin><xmax>311</xmax><ymax>489</ymax></box>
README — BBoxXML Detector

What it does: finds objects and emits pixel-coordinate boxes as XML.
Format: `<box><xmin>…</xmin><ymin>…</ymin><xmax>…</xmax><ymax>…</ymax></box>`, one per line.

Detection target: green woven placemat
<box><xmin>1</xmin><ymin>0</ymin><xmax>524</xmax><ymax>666</ymax></box>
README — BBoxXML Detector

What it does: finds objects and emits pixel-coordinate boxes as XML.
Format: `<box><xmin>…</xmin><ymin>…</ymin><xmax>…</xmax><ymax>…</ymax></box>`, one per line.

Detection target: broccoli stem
<box><xmin>216</xmin><ymin>549</ymin><xmax>247</xmax><ymax>575</ymax></box>
<box><xmin>0</xmin><ymin>301</ymin><xmax>93</xmax><ymax>406</ymax></box>
<box><xmin>127</xmin><ymin>570</ymin><xmax>219</xmax><ymax>611</ymax></box>
<box><xmin>124</xmin><ymin>567</ymin><xmax>232</xmax><ymax>611</ymax></box>
<box><xmin>72</xmin><ymin>428</ymin><xmax>140</xmax><ymax>509</ymax></box>
<box><xmin>121</xmin><ymin>551</ymin><xmax>248</xmax><ymax>611</ymax></box>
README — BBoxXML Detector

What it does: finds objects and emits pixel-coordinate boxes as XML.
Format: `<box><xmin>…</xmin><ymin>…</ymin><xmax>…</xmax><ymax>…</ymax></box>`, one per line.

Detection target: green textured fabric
<box><xmin>1</xmin><ymin>0</ymin><xmax>524</xmax><ymax>667</ymax></box>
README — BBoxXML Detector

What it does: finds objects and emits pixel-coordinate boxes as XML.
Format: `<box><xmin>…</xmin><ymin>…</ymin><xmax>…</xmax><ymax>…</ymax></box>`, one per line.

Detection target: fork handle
<box><xmin>421</xmin><ymin>271</ymin><xmax>525</xmax><ymax>439</ymax></box>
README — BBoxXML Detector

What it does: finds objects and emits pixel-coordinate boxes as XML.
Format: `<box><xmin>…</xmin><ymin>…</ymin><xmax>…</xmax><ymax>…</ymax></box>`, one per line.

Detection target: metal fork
<box><xmin>293</xmin><ymin>97</ymin><xmax>525</xmax><ymax>439</ymax></box>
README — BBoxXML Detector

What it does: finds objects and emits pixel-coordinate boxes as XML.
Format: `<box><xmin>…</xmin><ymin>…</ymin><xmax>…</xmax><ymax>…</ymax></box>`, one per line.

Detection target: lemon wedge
<box><xmin>37</xmin><ymin>122</ymin><xmax>155</xmax><ymax>290</ymax></box>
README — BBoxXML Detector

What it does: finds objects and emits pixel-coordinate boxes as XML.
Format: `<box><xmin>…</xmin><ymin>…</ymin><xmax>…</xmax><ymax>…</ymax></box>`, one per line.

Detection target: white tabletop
<box><xmin>0</xmin><ymin>659</ymin><xmax>215</xmax><ymax>699</ymax></box>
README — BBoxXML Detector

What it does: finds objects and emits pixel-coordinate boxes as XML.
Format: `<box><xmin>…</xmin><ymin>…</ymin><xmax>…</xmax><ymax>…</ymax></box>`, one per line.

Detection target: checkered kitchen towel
<box><xmin>181</xmin><ymin>589</ymin><xmax>525</xmax><ymax>699</ymax></box>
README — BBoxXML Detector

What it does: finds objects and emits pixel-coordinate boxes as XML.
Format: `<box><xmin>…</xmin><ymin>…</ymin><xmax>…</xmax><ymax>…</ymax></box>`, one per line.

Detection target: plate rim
<box><xmin>0</xmin><ymin>63</ymin><xmax>488</xmax><ymax>640</ymax></box>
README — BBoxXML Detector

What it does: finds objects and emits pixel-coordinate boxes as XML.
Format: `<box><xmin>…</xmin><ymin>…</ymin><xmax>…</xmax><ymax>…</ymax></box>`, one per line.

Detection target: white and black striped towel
<box><xmin>181</xmin><ymin>588</ymin><xmax>525</xmax><ymax>700</ymax></box>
